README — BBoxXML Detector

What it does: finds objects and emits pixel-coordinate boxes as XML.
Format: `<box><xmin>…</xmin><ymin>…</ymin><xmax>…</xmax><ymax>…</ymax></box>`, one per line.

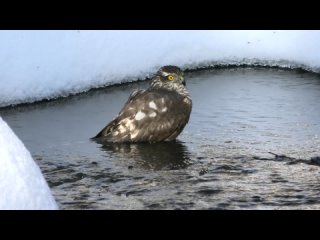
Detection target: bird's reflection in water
<box><xmin>94</xmin><ymin>139</ymin><xmax>192</xmax><ymax>170</ymax></box>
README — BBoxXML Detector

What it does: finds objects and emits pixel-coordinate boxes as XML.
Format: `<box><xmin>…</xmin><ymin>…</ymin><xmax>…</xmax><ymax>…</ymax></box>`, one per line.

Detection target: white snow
<box><xmin>0</xmin><ymin>116</ymin><xmax>58</xmax><ymax>210</ymax></box>
<box><xmin>0</xmin><ymin>30</ymin><xmax>320</xmax><ymax>107</ymax></box>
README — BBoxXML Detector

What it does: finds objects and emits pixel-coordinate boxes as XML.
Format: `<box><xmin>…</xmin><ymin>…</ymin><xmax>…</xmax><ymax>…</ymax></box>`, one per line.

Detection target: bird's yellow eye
<box><xmin>168</xmin><ymin>75</ymin><xmax>174</xmax><ymax>81</ymax></box>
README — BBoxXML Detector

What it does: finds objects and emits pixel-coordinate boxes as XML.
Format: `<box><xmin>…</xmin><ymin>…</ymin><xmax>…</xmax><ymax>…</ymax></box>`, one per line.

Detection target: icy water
<box><xmin>1</xmin><ymin>67</ymin><xmax>320</xmax><ymax>209</ymax></box>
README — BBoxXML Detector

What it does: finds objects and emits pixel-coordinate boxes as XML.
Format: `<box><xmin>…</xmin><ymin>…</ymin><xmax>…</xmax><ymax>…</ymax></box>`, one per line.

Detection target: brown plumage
<box><xmin>92</xmin><ymin>65</ymin><xmax>192</xmax><ymax>143</ymax></box>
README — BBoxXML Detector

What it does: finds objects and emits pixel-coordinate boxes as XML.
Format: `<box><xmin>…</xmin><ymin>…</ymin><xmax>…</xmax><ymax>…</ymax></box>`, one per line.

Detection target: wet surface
<box><xmin>1</xmin><ymin>67</ymin><xmax>320</xmax><ymax>209</ymax></box>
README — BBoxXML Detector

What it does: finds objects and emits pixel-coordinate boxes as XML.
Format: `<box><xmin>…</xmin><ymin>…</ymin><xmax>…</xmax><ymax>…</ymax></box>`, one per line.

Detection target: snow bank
<box><xmin>0</xmin><ymin>116</ymin><xmax>57</xmax><ymax>209</ymax></box>
<box><xmin>0</xmin><ymin>30</ymin><xmax>320</xmax><ymax>107</ymax></box>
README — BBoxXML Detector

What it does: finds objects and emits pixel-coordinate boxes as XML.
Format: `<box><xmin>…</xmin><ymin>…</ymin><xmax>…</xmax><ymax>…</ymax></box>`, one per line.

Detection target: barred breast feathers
<box><xmin>150</xmin><ymin>77</ymin><xmax>191</xmax><ymax>102</ymax></box>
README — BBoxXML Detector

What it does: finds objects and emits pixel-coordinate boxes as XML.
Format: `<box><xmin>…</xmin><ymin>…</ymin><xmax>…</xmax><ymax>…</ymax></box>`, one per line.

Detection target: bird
<box><xmin>92</xmin><ymin>65</ymin><xmax>192</xmax><ymax>143</ymax></box>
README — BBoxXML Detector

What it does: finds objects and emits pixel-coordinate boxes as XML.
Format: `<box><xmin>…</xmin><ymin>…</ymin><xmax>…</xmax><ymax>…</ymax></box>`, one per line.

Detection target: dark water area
<box><xmin>1</xmin><ymin>67</ymin><xmax>320</xmax><ymax>209</ymax></box>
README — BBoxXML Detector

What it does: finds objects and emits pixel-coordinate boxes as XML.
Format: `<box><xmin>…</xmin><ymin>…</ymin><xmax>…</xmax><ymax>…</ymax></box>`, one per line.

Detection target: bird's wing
<box><xmin>93</xmin><ymin>89</ymin><xmax>145</xmax><ymax>139</ymax></box>
<box><xmin>128</xmin><ymin>89</ymin><xmax>145</xmax><ymax>102</ymax></box>
<box><xmin>94</xmin><ymin>89</ymin><xmax>191</xmax><ymax>142</ymax></box>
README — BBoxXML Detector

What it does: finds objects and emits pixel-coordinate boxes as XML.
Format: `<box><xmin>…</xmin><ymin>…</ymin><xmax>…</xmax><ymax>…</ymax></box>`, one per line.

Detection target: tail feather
<box><xmin>91</xmin><ymin>120</ymin><xmax>117</xmax><ymax>139</ymax></box>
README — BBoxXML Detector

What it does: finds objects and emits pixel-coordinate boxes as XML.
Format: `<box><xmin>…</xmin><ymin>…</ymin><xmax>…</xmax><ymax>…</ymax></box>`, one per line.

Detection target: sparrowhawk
<box><xmin>93</xmin><ymin>65</ymin><xmax>192</xmax><ymax>143</ymax></box>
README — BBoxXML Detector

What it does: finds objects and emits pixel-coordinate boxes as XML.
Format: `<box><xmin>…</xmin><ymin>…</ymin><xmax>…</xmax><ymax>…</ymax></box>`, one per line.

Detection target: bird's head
<box><xmin>156</xmin><ymin>65</ymin><xmax>186</xmax><ymax>86</ymax></box>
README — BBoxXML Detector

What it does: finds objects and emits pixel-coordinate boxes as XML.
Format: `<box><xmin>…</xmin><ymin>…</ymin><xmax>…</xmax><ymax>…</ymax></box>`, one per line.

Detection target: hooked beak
<box><xmin>180</xmin><ymin>76</ymin><xmax>186</xmax><ymax>86</ymax></box>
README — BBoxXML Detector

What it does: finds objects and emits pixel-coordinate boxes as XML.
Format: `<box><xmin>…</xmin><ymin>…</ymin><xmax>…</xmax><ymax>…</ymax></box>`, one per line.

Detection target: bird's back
<box><xmin>93</xmin><ymin>88</ymin><xmax>192</xmax><ymax>143</ymax></box>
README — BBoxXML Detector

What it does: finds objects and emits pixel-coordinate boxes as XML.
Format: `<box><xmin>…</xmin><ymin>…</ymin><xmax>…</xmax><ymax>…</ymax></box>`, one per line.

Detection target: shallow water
<box><xmin>1</xmin><ymin>67</ymin><xmax>320</xmax><ymax>209</ymax></box>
